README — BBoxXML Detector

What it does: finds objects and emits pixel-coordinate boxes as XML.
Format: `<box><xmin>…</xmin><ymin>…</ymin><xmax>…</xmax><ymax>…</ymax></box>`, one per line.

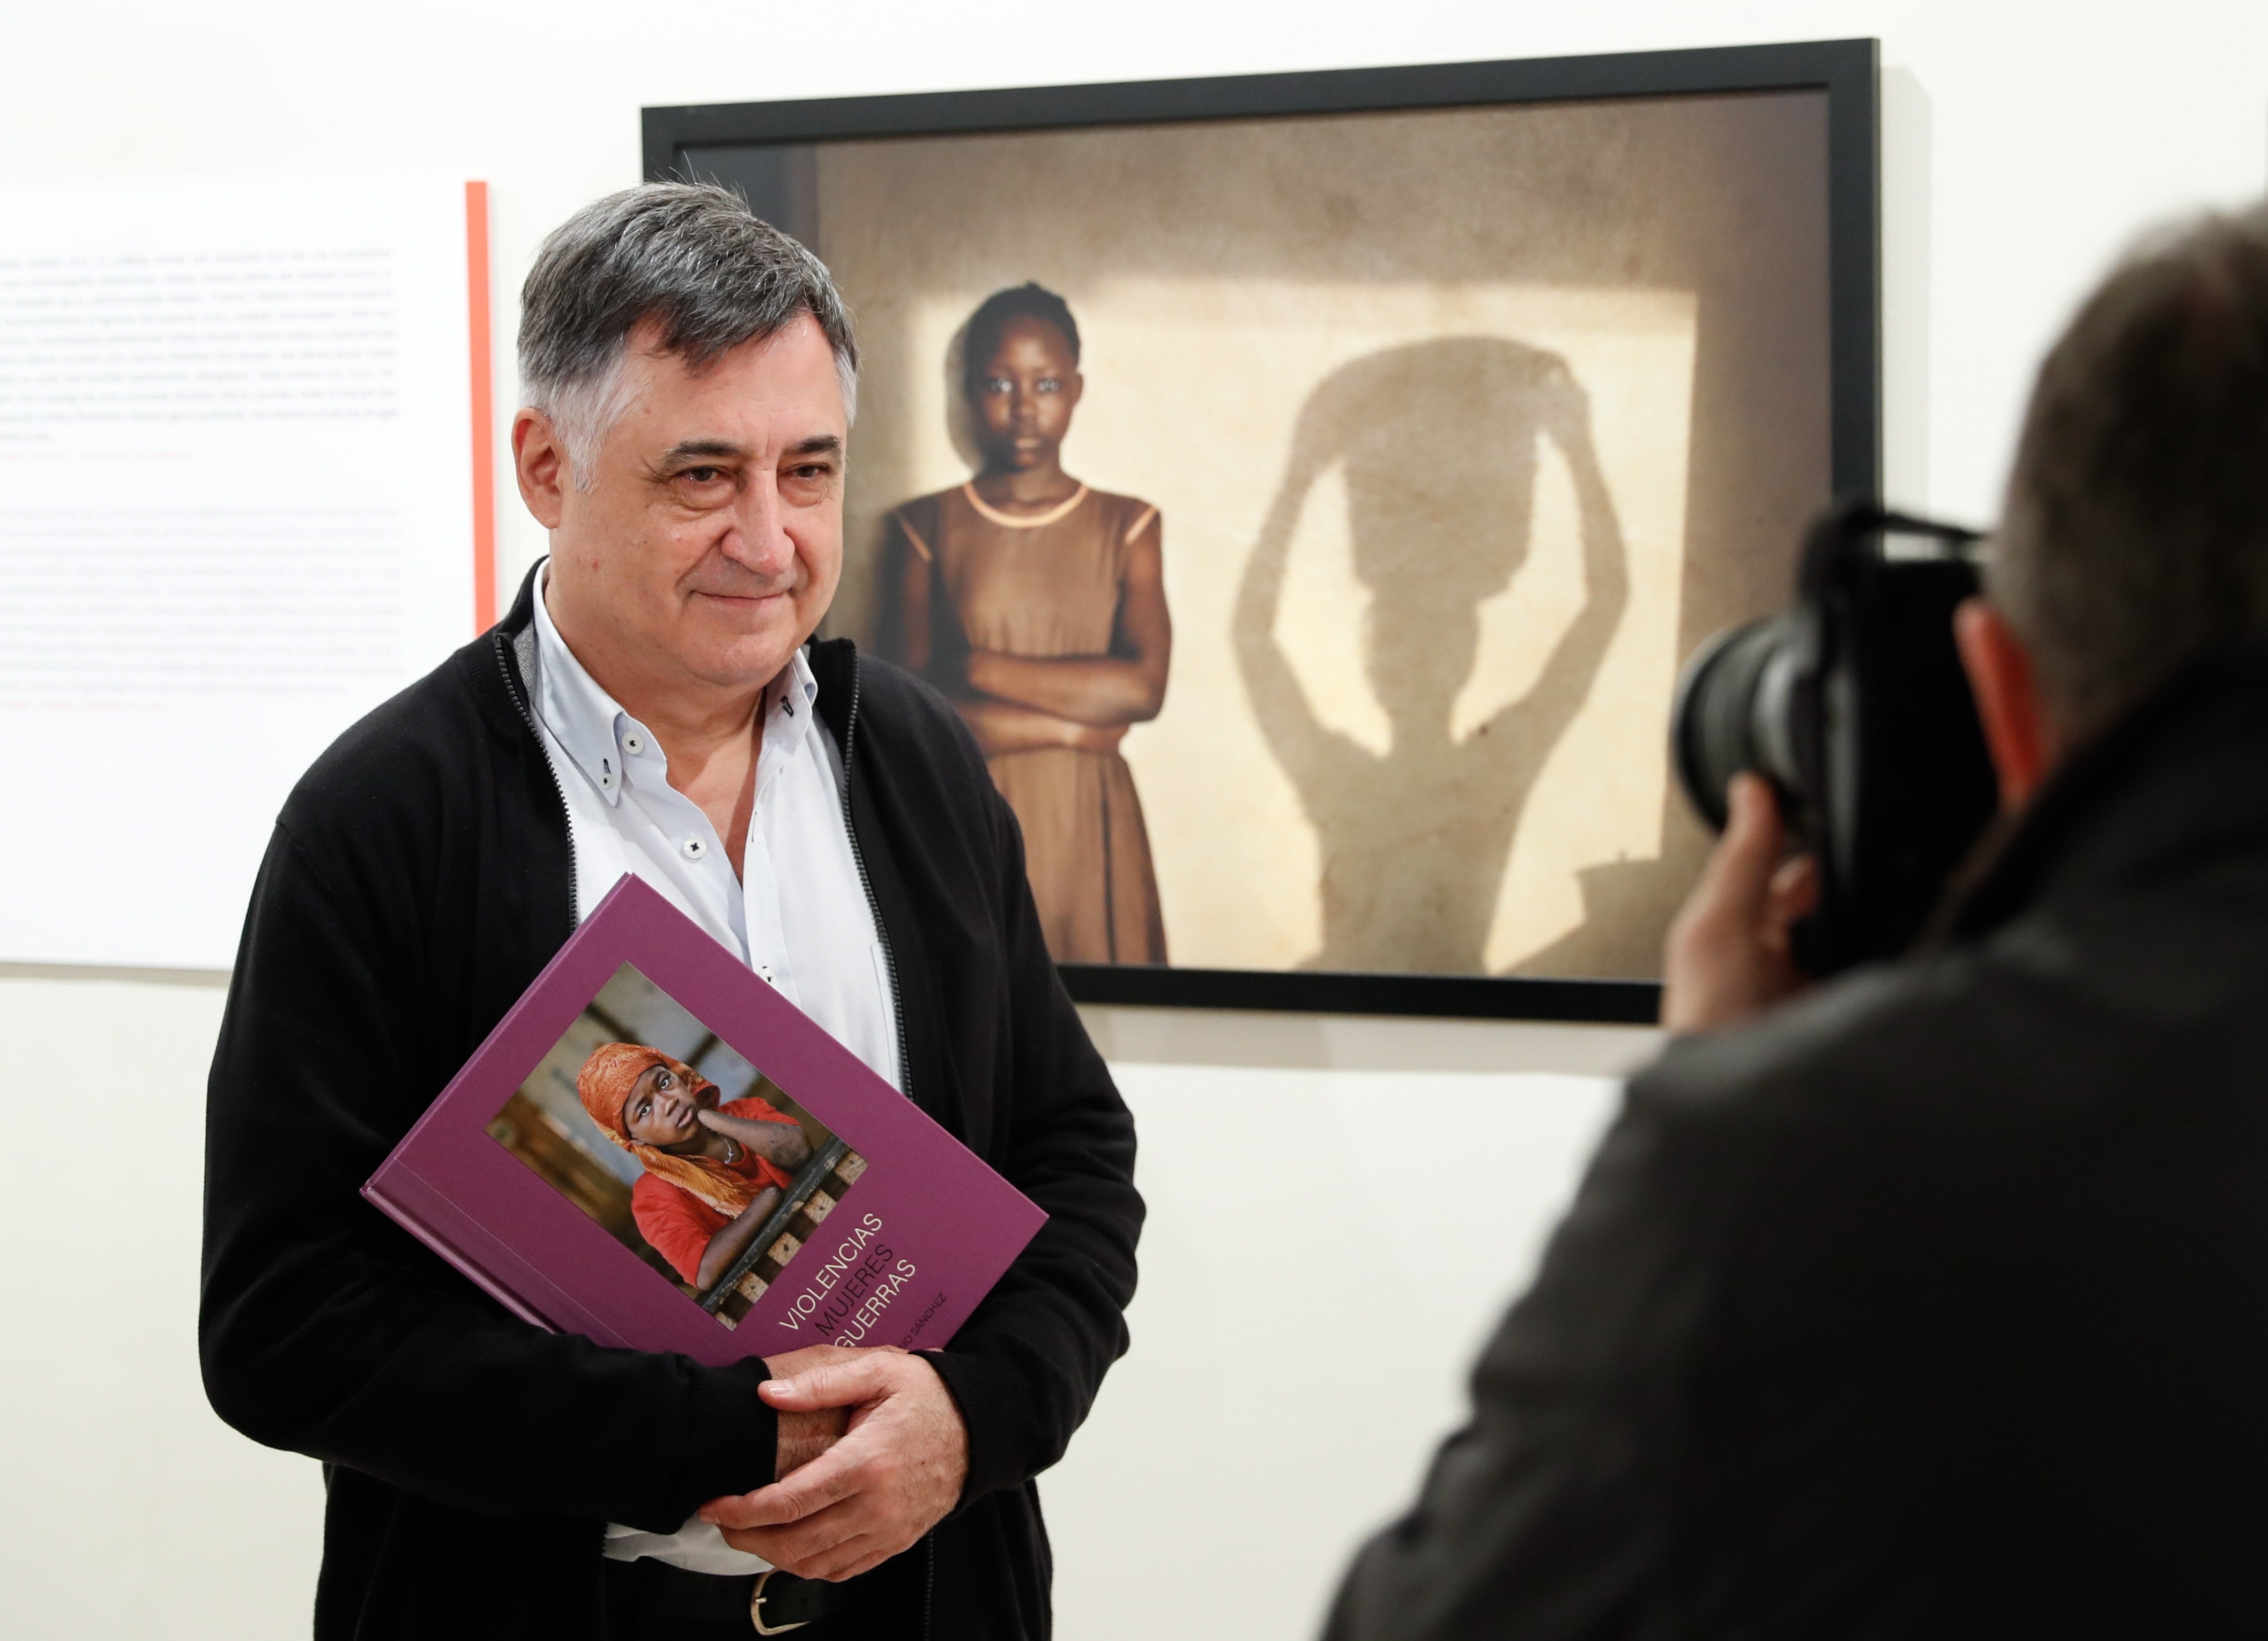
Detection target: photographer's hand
<box><xmin>1662</xmin><ymin>773</ymin><xmax>1818</xmax><ymax>1033</ymax></box>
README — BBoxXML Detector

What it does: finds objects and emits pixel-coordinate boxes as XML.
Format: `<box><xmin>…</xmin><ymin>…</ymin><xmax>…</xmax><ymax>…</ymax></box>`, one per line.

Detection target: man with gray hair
<box><xmin>1326</xmin><ymin>204</ymin><xmax>2268</xmax><ymax>1636</ymax></box>
<box><xmin>200</xmin><ymin>183</ymin><xmax>1142</xmax><ymax>1640</ymax></box>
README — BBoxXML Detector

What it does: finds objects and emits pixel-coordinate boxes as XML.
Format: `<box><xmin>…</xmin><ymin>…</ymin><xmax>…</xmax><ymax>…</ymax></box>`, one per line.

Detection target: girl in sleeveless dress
<box><xmin>877</xmin><ymin>284</ymin><xmax>1171</xmax><ymax>964</ymax></box>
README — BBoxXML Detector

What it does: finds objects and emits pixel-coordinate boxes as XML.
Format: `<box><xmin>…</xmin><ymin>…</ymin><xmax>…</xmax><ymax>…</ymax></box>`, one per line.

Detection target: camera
<box><xmin>1670</xmin><ymin>499</ymin><xmax>2000</xmax><ymax>975</ymax></box>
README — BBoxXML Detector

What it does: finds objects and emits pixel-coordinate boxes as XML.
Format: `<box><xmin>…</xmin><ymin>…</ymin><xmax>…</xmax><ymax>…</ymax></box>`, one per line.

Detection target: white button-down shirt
<box><xmin>529</xmin><ymin>568</ymin><xmax>901</xmax><ymax>1575</ymax></box>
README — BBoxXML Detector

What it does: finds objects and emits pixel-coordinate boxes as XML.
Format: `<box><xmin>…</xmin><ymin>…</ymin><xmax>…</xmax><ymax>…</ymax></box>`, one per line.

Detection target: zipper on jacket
<box><xmin>493</xmin><ymin>628</ymin><xmax>579</xmax><ymax>931</ymax></box>
<box><xmin>836</xmin><ymin>654</ymin><xmax>915</xmax><ymax>1102</ymax></box>
<box><xmin>921</xmin><ymin>1530</ymin><xmax>936</xmax><ymax>1641</ymax></box>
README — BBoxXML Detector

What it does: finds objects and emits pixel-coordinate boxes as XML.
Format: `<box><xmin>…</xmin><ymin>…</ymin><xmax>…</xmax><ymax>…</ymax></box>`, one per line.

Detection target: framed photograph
<box><xmin>645</xmin><ymin>39</ymin><xmax>1879</xmax><ymax>1022</ymax></box>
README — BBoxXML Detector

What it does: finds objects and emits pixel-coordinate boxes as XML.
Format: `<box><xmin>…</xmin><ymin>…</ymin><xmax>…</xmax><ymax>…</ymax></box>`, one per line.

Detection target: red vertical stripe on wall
<box><xmin>465</xmin><ymin>180</ymin><xmax>497</xmax><ymax>633</ymax></box>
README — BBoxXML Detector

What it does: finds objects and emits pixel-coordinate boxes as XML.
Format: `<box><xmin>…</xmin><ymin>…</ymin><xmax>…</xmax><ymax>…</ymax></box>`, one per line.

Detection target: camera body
<box><xmin>1671</xmin><ymin>501</ymin><xmax>2000</xmax><ymax>974</ymax></box>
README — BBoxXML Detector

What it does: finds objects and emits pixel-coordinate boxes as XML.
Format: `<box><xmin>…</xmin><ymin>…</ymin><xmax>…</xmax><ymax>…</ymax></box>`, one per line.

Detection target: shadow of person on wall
<box><xmin>1234</xmin><ymin>338</ymin><xmax>1630</xmax><ymax>975</ymax></box>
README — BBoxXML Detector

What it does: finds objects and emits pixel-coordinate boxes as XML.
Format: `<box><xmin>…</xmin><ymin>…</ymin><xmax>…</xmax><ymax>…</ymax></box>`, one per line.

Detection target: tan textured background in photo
<box><xmin>813</xmin><ymin>91</ymin><xmax>1831</xmax><ymax>978</ymax></box>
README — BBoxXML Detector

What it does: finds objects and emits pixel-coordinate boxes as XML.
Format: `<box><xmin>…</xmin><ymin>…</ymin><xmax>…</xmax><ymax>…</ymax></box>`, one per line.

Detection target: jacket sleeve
<box><xmin>199</xmin><ymin>819</ymin><xmax>776</xmax><ymax>1528</ymax></box>
<box><xmin>917</xmin><ymin>770</ymin><xmax>1144</xmax><ymax>1504</ymax></box>
<box><xmin>1321</xmin><ymin>1063</ymin><xmax>1758</xmax><ymax>1641</ymax></box>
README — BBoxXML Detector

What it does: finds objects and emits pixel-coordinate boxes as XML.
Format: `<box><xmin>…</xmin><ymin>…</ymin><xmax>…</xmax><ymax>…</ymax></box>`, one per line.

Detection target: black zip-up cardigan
<box><xmin>198</xmin><ymin>569</ymin><xmax>1143</xmax><ymax>1639</ymax></box>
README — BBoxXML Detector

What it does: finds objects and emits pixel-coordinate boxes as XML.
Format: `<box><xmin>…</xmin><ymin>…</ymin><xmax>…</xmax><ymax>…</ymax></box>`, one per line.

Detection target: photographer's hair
<box><xmin>1990</xmin><ymin>202</ymin><xmax>2268</xmax><ymax>738</ymax></box>
<box><xmin>962</xmin><ymin>282</ymin><xmax>1081</xmax><ymax>397</ymax></box>
<box><xmin>518</xmin><ymin>182</ymin><xmax>859</xmax><ymax>489</ymax></box>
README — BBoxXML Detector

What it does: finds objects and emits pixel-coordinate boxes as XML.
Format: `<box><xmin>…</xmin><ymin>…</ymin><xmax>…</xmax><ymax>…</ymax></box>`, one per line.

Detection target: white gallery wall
<box><xmin>2</xmin><ymin>2</ymin><xmax>2263</xmax><ymax>1636</ymax></box>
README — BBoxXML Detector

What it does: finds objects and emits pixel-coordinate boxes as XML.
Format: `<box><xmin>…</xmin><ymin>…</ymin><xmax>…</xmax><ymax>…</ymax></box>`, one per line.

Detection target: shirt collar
<box><xmin>531</xmin><ymin>563</ymin><xmax>821</xmax><ymax>806</ymax></box>
<box><xmin>766</xmin><ymin>645</ymin><xmax>820</xmax><ymax>766</ymax></box>
<box><xmin>532</xmin><ymin>566</ymin><xmax>633</xmax><ymax>805</ymax></box>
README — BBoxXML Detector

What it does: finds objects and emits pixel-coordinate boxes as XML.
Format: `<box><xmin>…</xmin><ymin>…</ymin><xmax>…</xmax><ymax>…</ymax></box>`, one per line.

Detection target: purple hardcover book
<box><xmin>363</xmin><ymin>874</ymin><xmax>1044</xmax><ymax>1367</ymax></box>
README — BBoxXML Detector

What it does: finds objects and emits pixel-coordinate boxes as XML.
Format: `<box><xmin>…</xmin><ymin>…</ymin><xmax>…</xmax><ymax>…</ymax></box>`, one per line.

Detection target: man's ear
<box><xmin>1954</xmin><ymin>598</ymin><xmax>2061</xmax><ymax>812</ymax></box>
<box><xmin>513</xmin><ymin>407</ymin><xmax>568</xmax><ymax>530</ymax></box>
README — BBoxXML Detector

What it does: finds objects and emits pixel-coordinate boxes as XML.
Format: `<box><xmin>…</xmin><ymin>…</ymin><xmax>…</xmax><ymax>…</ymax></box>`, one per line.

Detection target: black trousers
<box><xmin>602</xmin><ymin>1548</ymin><xmax>931</xmax><ymax>1640</ymax></box>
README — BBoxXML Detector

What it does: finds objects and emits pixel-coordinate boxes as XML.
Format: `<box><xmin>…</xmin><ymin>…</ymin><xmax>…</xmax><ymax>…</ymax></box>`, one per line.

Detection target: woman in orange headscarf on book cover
<box><xmin>876</xmin><ymin>283</ymin><xmax>1172</xmax><ymax>966</ymax></box>
<box><xmin>576</xmin><ymin>1042</ymin><xmax>813</xmax><ymax>1291</ymax></box>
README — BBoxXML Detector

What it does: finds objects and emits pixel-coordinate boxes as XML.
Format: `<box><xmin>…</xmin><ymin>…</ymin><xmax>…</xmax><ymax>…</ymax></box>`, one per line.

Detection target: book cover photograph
<box><xmin>492</xmin><ymin>959</ymin><xmax>876</xmax><ymax>1331</ymax></box>
<box><xmin>365</xmin><ymin>874</ymin><xmax>1045</xmax><ymax>1368</ymax></box>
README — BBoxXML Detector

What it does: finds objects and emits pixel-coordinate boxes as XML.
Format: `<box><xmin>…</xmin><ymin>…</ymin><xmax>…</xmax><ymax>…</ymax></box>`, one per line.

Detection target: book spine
<box><xmin>361</xmin><ymin>1176</ymin><xmax>562</xmax><ymax>1334</ymax></box>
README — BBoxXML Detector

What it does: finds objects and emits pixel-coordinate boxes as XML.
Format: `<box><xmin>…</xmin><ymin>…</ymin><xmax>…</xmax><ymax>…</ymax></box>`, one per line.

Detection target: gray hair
<box><xmin>1990</xmin><ymin>202</ymin><xmax>2268</xmax><ymax>738</ymax></box>
<box><xmin>517</xmin><ymin>182</ymin><xmax>859</xmax><ymax>488</ymax></box>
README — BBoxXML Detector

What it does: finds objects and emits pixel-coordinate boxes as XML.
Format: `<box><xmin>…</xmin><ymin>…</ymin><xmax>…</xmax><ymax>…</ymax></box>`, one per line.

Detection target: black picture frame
<box><xmin>645</xmin><ymin>39</ymin><xmax>1880</xmax><ymax>1026</ymax></box>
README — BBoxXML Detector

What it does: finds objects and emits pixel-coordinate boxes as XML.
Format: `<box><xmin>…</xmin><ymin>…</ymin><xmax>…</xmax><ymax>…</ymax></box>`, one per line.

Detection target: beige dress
<box><xmin>887</xmin><ymin>483</ymin><xmax>1167</xmax><ymax>966</ymax></box>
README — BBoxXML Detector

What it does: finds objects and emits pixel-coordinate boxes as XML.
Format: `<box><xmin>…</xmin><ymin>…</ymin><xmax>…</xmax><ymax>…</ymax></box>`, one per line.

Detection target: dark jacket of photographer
<box><xmin>198</xmin><ymin>571</ymin><xmax>1142</xmax><ymax>1640</ymax></box>
<box><xmin>1328</xmin><ymin>654</ymin><xmax>2268</xmax><ymax>1638</ymax></box>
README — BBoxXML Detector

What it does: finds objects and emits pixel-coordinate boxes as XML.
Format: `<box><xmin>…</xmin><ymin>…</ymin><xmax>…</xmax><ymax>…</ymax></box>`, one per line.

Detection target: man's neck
<box><xmin>544</xmin><ymin>574</ymin><xmax>769</xmax><ymax>754</ymax></box>
<box><xmin>541</xmin><ymin>573</ymin><xmax>771</xmax><ymax>876</ymax></box>
<box><xmin>609</xmin><ymin>668</ymin><xmax>765</xmax><ymax>775</ymax></box>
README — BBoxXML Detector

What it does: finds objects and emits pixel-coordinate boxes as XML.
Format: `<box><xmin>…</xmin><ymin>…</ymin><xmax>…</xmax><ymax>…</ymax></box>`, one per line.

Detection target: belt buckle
<box><xmin>749</xmin><ymin>1568</ymin><xmax>809</xmax><ymax>1636</ymax></box>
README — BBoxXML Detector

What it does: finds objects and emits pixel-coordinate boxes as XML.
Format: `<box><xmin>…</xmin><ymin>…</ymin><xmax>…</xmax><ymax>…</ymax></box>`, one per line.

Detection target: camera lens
<box><xmin>1671</xmin><ymin>615</ymin><xmax>1803</xmax><ymax>831</ymax></box>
